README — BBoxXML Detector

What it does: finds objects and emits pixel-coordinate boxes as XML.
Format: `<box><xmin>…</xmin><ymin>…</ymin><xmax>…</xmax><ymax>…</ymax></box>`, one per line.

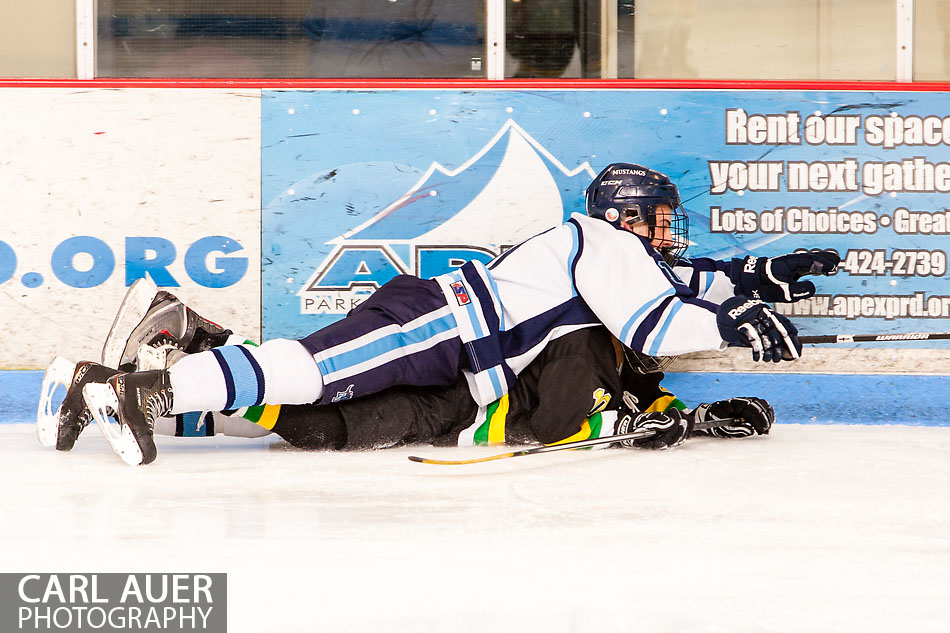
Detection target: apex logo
<box><xmin>294</xmin><ymin>119</ymin><xmax>596</xmax><ymax>315</ymax></box>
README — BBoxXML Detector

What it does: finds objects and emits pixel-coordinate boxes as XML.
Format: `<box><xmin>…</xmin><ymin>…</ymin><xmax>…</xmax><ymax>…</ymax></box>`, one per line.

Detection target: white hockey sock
<box><xmin>167</xmin><ymin>339</ymin><xmax>324</xmax><ymax>414</ymax></box>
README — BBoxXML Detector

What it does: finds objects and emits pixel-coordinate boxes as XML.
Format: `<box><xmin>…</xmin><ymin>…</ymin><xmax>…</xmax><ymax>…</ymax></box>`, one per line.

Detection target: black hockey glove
<box><xmin>731</xmin><ymin>250</ymin><xmax>839</xmax><ymax>303</ymax></box>
<box><xmin>691</xmin><ymin>397</ymin><xmax>774</xmax><ymax>438</ymax></box>
<box><xmin>614</xmin><ymin>408</ymin><xmax>692</xmax><ymax>450</ymax></box>
<box><xmin>717</xmin><ymin>296</ymin><xmax>802</xmax><ymax>363</ymax></box>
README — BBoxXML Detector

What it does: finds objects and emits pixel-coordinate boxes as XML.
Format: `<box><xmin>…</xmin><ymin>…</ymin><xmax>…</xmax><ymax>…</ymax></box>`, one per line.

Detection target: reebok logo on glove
<box><xmin>743</xmin><ymin>256</ymin><xmax>758</xmax><ymax>274</ymax></box>
<box><xmin>727</xmin><ymin>298</ymin><xmax>763</xmax><ymax>320</ymax></box>
<box><xmin>730</xmin><ymin>250</ymin><xmax>840</xmax><ymax>304</ymax></box>
<box><xmin>717</xmin><ymin>295</ymin><xmax>802</xmax><ymax>363</ymax></box>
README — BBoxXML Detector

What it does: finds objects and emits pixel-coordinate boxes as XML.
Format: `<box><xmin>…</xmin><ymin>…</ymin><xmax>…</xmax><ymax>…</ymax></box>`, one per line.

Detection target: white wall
<box><xmin>0</xmin><ymin>88</ymin><xmax>261</xmax><ymax>369</ymax></box>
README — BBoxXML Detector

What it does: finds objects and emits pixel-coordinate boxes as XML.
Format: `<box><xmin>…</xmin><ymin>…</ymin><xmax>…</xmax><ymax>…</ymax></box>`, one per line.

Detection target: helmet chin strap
<box><xmin>659</xmin><ymin>249</ymin><xmax>679</xmax><ymax>267</ymax></box>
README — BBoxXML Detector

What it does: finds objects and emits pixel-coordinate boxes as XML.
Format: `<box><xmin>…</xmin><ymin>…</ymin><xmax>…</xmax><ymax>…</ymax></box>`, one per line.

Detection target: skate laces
<box><xmin>78</xmin><ymin>404</ymin><xmax>117</xmax><ymax>429</ymax></box>
<box><xmin>77</xmin><ymin>410</ymin><xmax>93</xmax><ymax>429</ymax></box>
<box><xmin>143</xmin><ymin>385</ymin><xmax>174</xmax><ymax>426</ymax></box>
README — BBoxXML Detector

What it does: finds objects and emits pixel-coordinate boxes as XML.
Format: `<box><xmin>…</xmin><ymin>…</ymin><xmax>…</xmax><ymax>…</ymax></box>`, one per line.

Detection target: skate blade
<box><xmin>101</xmin><ymin>277</ymin><xmax>159</xmax><ymax>367</ymax></box>
<box><xmin>82</xmin><ymin>383</ymin><xmax>145</xmax><ymax>466</ymax></box>
<box><xmin>36</xmin><ymin>356</ymin><xmax>76</xmax><ymax>448</ymax></box>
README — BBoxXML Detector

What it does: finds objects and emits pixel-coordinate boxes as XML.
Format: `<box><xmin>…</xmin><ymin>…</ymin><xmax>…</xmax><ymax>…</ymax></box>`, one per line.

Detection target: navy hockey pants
<box><xmin>299</xmin><ymin>275</ymin><xmax>465</xmax><ymax>405</ymax></box>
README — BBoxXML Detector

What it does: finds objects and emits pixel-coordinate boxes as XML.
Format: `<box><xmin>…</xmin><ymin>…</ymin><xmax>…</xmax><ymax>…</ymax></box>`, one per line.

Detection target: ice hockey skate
<box><xmin>83</xmin><ymin>370</ymin><xmax>173</xmax><ymax>466</ymax></box>
<box><xmin>101</xmin><ymin>277</ymin><xmax>231</xmax><ymax>371</ymax></box>
<box><xmin>36</xmin><ymin>357</ymin><xmax>121</xmax><ymax>450</ymax></box>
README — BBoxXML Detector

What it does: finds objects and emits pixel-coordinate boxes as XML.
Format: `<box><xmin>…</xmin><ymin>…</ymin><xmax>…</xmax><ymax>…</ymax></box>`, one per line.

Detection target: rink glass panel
<box><xmin>95</xmin><ymin>0</ymin><xmax>487</xmax><ymax>78</ymax></box>
<box><xmin>482</xmin><ymin>0</ymin><xmax>894</xmax><ymax>80</ymax></box>
<box><xmin>626</xmin><ymin>0</ymin><xmax>895</xmax><ymax>80</ymax></box>
<box><xmin>6</xmin><ymin>0</ymin><xmax>950</xmax><ymax>80</ymax></box>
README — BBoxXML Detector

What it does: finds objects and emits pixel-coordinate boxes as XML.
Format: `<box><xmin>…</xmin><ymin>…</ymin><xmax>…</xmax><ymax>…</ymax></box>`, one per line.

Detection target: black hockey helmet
<box><xmin>623</xmin><ymin>347</ymin><xmax>677</xmax><ymax>375</ymax></box>
<box><xmin>585</xmin><ymin>163</ymin><xmax>689</xmax><ymax>264</ymax></box>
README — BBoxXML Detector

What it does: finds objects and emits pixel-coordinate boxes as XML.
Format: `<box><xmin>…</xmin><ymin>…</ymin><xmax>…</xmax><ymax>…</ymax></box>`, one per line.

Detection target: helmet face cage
<box><xmin>585</xmin><ymin>163</ymin><xmax>690</xmax><ymax>265</ymax></box>
<box><xmin>623</xmin><ymin>347</ymin><xmax>677</xmax><ymax>375</ymax></box>
<box><xmin>646</xmin><ymin>200</ymin><xmax>690</xmax><ymax>266</ymax></box>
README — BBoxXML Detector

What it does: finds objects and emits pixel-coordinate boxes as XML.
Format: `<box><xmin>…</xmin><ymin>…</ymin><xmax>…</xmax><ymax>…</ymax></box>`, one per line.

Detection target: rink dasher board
<box><xmin>3</xmin><ymin>369</ymin><xmax>947</xmax><ymax>427</ymax></box>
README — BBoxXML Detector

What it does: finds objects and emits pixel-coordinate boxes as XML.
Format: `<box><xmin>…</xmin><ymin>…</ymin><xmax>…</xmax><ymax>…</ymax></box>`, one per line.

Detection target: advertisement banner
<box><xmin>262</xmin><ymin>89</ymin><xmax>950</xmax><ymax>363</ymax></box>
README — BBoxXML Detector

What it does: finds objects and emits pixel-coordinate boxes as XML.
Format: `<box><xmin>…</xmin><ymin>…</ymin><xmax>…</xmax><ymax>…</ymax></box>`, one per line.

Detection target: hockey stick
<box><xmin>407</xmin><ymin>418</ymin><xmax>734</xmax><ymax>466</ymax></box>
<box><xmin>800</xmin><ymin>332</ymin><xmax>950</xmax><ymax>344</ymax></box>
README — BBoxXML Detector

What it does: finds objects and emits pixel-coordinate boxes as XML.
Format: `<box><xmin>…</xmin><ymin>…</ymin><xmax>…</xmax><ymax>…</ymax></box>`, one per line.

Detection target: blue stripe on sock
<box><xmin>211</xmin><ymin>348</ymin><xmax>237</xmax><ymax>411</ymax></box>
<box><xmin>236</xmin><ymin>345</ymin><xmax>265</xmax><ymax>406</ymax></box>
<box><xmin>213</xmin><ymin>345</ymin><xmax>264</xmax><ymax>409</ymax></box>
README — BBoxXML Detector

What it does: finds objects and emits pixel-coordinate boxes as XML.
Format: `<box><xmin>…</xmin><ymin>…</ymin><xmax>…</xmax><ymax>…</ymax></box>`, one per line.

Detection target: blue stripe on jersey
<box><xmin>648</xmin><ymin>300</ymin><xmax>685</xmax><ymax>356</ymax></box>
<box><xmin>680</xmin><ymin>256</ymin><xmax>730</xmax><ymax>274</ymax></box>
<box><xmin>463</xmin><ymin>297</ymin><xmax>598</xmax><ymax>379</ymax></box>
<box><xmin>630</xmin><ymin>296</ymin><xmax>677</xmax><ymax>352</ymax></box>
<box><xmin>690</xmin><ymin>270</ymin><xmax>714</xmax><ymax>298</ymax></box>
<box><xmin>682</xmin><ymin>295</ymin><xmax>719</xmax><ymax>313</ymax></box>
<box><xmin>565</xmin><ymin>218</ymin><xmax>583</xmax><ymax>297</ymax></box>
<box><xmin>485</xmin><ymin>366</ymin><xmax>504</xmax><ymax>401</ymax></box>
<box><xmin>630</xmin><ymin>233</ymin><xmax>696</xmax><ymax>297</ymax></box>
<box><xmin>468</xmin><ymin>336</ymin><xmax>503</xmax><ymax>370</ymax></box>
<box><xmin>317</xmin><ymin>312</ymin><xmax>458</xmax><ymax>378</ymax></box>
<box><xmin>458</xmin><ymin>292</ymin><xmax>486</xmax><ymax>339</ymax></box>
<box><xmin>687</xmin><ymin>269</ymin><xmax>701</xmax><ymax>295</ymax></box>
<box><xmin>702</xmin><ymin>271</ymin><xmax>715</xmax><ymax>296</ymax></box>
<box><xmin>619</xmin><ymin>288</ymin><xmax>675</xmax><ymax>345</ymax></box>
<box><xmin>442</xmin><ymin>265</ymin><xmax>490</xmax><ymax>341</ymax></box>
<box><xmin>496</xmin><ymin>296</ymin><xmax>598</xmax><ymax>360</ymax></box>
<box><xmin>462</xmin><ymin>264</ymin><xmax>499</xmax><ymax>335</ymax></box>
<box><xmin>211</xmin><ymin>345</ymin><xmax>265</xmax><ymax>410</ymax></box>
<box><xmin>680</xmin><ymin>257</ymin><xmax>729</xmax><ymax>297</ymax></box>
<box><xmin>483</xmin><ymin>363</ymin><xmax>516</xmax><ymax>402</ymax></box>
<box><xmin>460</xmin><ymin>265</ymin><xmax>506</xmax><ymax>397</ymax></box>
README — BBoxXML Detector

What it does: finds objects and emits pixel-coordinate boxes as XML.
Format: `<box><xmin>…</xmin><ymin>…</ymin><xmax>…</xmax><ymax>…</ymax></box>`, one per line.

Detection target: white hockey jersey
<box><xmin>434</xmin><ymin>212</ymin><xmax>735</xmax><ymax>406</ymax></box>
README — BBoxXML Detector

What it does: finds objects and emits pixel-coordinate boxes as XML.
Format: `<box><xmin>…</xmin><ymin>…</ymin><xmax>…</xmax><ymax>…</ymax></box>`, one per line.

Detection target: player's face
<box><xmin>623</xmin><ymin>204</ymin><xmax>675</xmax><ymax>251</ymax></box>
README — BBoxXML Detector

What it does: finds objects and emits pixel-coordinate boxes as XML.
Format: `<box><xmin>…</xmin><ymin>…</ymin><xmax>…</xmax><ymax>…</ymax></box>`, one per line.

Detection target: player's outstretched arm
<box><xmin>730</xmin><ymin>250</ymin><xmax>839</xmax><ymax>303</ymax></box>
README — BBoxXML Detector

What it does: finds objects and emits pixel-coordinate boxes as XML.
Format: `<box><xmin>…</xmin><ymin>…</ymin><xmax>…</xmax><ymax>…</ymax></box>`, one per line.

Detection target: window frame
<box><xmin>66</xmin><ymin>0</ymin><xmax>918</xmax><ymax>82</ymax></box>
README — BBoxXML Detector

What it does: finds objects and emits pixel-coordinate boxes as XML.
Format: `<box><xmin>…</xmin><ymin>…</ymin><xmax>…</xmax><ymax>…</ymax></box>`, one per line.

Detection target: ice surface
<box><xmin>2</xmin><ymin>423</ymin><xmax>949</xmax><ymax>633</ymax></box>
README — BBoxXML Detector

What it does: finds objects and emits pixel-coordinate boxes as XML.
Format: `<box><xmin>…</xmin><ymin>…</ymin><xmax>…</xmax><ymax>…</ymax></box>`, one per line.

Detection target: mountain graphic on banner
<box><xmin>332</xmin><ymin>119</ymin><xmax>597</xmax><ymax>249</ymax></box>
